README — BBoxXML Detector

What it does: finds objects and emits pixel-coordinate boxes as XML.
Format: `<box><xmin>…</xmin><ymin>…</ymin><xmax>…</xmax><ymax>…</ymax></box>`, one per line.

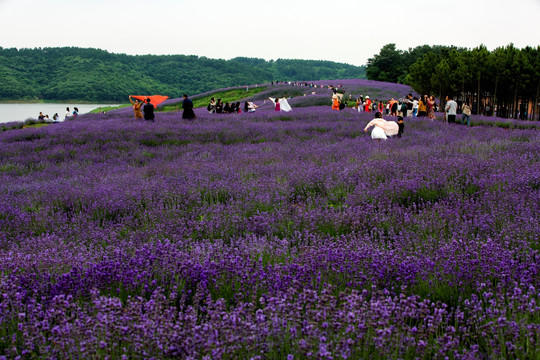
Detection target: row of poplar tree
<box><xmin>366</xmin><ymin>43</ymin><xmax>540</xmax><ymax>120</ymax></box>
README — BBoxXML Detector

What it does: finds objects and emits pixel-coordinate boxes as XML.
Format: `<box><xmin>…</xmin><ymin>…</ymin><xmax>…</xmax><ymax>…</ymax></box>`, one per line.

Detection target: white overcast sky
<box><xmin>0</xmin><ymin>0</ymin><xmax>539</xmax><ymax>66</ymax></box>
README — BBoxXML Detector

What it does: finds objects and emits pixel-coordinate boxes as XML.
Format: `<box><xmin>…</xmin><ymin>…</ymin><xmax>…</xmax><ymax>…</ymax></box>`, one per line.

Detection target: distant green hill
<box><xmin>0</xmin><ymin>47</ymin><xmax>366</xmax><ymax>102</ymax></box>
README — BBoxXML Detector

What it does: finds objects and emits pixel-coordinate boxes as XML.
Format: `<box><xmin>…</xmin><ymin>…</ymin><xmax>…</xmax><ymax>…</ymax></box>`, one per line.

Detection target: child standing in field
<box><xmin>397</xmin><ymin>115</ymin><xmax>404</xmax><ymax>138</ymax></box>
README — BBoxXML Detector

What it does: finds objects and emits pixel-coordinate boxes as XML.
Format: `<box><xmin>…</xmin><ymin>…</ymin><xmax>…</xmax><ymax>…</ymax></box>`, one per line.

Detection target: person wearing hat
<box><xmin>364</xmin><ymin>95</ymin><xmax>372</xmax><ymax>113</ymax></box>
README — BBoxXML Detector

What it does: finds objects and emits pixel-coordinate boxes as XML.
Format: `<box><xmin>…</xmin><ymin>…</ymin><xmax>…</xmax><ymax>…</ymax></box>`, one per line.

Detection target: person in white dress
<box><xmin>364</xmin><ymin>112</ymin><xmax>399</xmax><ymax>141</ymax></box>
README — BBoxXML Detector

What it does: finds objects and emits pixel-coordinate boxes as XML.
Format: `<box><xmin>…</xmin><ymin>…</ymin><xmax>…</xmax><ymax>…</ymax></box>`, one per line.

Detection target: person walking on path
<box><xmin>143</xmin><ymin>98</ymin><xmax>155</xmax><ymax>122</ymax></box>
<box><xmin>129</xmin><ymin>96</ymin><xmax>144</xmax><ymax>119</ymax></box>
<box><xmin>182</xmin><ymin>94</ymin><xmax>196</xmax><ymax>120</ymax></box>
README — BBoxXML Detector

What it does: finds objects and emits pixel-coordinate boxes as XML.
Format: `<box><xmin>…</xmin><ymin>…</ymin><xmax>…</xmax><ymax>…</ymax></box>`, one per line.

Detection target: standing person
<box><xmin>406</xmin><ymin>94</ymin><xmax>413</xmax><ymax>118</ymax></box>
<box><xmin>397</xmin><ymin>115</ymin><xmax>405</xmax><ymax>138</ymax></box>
<box><xmin>332</xmin><ymin>96</ymin><xmax>340</xmax><ymax>111</ymax></box>
<box><xmin>364</xmin><ymin>111</ymin><xmax>399</xmax><ymax>141</ymax></box>
<box><xmin>182</xmin><ymin>94</ymin><xmax>195</xmax><ymax>119</ymax></box>
<box><xmin>417</xmin><ymin>96</ymin><xmax>427</xmax><ymax>117</ymax></box>
<box><xmin>445</xmin><ymin>96</ymin><xmax>458</xmax><ymax>124</ymax></box>
<box><xmin>64</xmin><ymin>107</ymin><xmax>71</xmax><ymax>120</ymax></box>
<box><xmin>461</xmin><ymin>101</ymin><xmax>472</xmax><ymax>126</ymax></box>
<box><xmin>364</xmin><ymin>96</ymin><xmax>372</xmax><ymax>112</ymax></box>
<box><xmin>143</xmin><ymin>98</ymin><xmax>155</xmax><ymax>122</ymax></box>
<box><xmin>72</xmin><ymin>107</ymin><xmax>79</xmax><ymax>118</ymax></box>
<box><xmin>207</xmin><ymin>97</ymin><xmax>216</xmax><ymax>113</ymax></box>
<box><xmin>215</xmin><ymin>99</ymin><xmax>223</xmax><ymax>113</ymax></box>
<box><xmin>398</xmin><ymin>99</ymin><xmax>407</xmax><ymax>116</ymax></box>
<box><xmin>129</xmin><ymin>96</ymin><xmax>144</xmax><ymax>119</ymax></box>
<box><xmin>390</xmin><ymin>99</ymin><xmax>398</xmax><ymax>116</ymax></box>
<box><xmin>52</xmin><ymin>113</ymin><xmax>59</xmax><ymax>122</ymax></box>
<box><xmin>274</xmin><ymin>98</ymin><xmax>281</xmax><ymax>111</ymax></box>
<box><xmin>427</xmin><ymin>96</ymin><xmax>437</xmax><ymax>120</ymax></box>
<box><xmin>412</xmin><ymin>97</ymin><xmax>419</xmax><ymax>117</ymax></box>
<box><xmin>244</xmin><ymin>101</ymin><xmax>249</xmax><ymax>113</ymax></box>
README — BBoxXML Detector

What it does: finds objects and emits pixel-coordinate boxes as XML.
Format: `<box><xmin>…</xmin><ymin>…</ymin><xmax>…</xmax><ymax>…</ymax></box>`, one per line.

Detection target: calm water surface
<box><xmin>0</xmin><ymin>103</ymin><xmax>118</xmax><ymax>124</ymax></box>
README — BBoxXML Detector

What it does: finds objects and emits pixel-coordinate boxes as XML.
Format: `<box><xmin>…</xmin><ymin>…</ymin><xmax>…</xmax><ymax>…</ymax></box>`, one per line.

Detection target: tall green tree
<box><xmin>366</xmin><ymin>44</ymin><xmax>404</xmax><ymax>83</ymax></box>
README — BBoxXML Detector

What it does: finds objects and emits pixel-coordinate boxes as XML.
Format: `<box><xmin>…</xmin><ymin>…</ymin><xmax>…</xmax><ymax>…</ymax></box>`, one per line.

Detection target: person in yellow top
<box><xmin>129</xmin><ymin>96</ymin><xmax>144</xmax><ymax>119</ymax></box>
<box><xmin>417</xmin><ymin>95</ymin><xmax>428</xmax><ymax>117</ymax></box>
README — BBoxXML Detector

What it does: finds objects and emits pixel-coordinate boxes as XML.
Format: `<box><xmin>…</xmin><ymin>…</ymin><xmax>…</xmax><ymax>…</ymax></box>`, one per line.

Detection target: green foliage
<box><xmin>369</xmin><ymin>43</ymin><xmax>540</xmax><ymax>120</ymax></box>
<box><xmin>0</xmin><ymin>47</ymin><xmax>366</xmax><ymax>102</ymax></box>
<box><xmin>366</xmin><ymin>44</ymin><xmax>405</xmax><ymax>83</ymax></box>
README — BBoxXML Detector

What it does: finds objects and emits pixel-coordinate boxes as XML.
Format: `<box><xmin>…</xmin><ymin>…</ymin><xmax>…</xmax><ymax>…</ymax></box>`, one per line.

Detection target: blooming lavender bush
<box><xmin>0</xmin><ymin>97</ymin><xmax>539</xmax><ymax>359</ymax></box>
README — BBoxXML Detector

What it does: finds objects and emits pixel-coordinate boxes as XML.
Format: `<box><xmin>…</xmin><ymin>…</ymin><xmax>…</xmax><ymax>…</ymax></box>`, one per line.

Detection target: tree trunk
<box><xmin>513</xmin><ymin>79</ymin><xmax>519</xmax><ymax>119</ymax></box>
<box><xmin>493</xmin><ymin>70</ymin><xmax>499</xmax><ymax>117</ymax></box>
<box><xmin>535</xmin><ymin>79</ymin><xmax>540</xmax><ymax>121</ymax></box>
<box><xmin>477</xmin><ymin>76</ymin><xmax>481</xmax><ymax>115</ymax></box>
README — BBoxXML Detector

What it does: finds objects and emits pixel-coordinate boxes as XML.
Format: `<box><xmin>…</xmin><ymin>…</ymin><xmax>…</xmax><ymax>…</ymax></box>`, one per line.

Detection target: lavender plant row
<box><xmin>0</xmin><ymin>105</ymin><xmax>539</xmax><ymax>359</ymax></box>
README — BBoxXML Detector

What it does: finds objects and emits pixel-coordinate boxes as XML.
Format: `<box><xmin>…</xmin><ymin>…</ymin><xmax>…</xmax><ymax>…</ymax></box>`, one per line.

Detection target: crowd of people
<box><xmin>331</xmin><ymin>91</ymin><xmax>474</xmax><ymax>127</ymax></box>
<box><xmin>36</xmin><ymin>106</ymin><xmax>81</xmax><ymax>123</ymax></box>
<box><xmin>37</xmin><ymin>112</ymin><xmax>60</xmax><ymax>123</ymax></box>
<box><xmin>206</xmin><ymin>98</ymin><xmax>245</xmax><ymax>114</ymax></box>
<box><xmin>126</xmin><ymin>82</ymin><xmax>475</xmax><ymax>131</ymax></box>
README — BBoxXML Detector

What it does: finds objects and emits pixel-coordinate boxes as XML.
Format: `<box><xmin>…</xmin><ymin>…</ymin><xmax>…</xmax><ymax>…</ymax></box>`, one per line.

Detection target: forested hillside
<box><xmin>0</xmin><ymin>47</ymin><xmax>366</xmax><ymax>102</ymax></box>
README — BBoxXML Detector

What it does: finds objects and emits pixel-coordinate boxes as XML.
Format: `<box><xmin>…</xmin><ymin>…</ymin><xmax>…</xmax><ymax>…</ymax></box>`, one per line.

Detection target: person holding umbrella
<box><xmin>364</xmin><ymin>112</ymin><xmax>399</xmax><ymax>141</ymax></box>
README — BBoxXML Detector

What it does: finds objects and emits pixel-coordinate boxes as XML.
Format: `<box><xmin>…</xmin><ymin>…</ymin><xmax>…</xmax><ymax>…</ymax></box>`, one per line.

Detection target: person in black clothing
<box><xmin>182</xmin><ymin>94</ymin><xmax>196</xmax><ymax>119</ymax></box>
<box><xmin>143</xmin><ymin>98</ymin><xmax>155</xmax><ymax>122</ymax></box>
<box><xmin>397</xmin><ymin>115</ymin><xmax>404</xmax><ymax>138</ymax></box>
<box><xmin>244</xmin><ymin>101</ymin><xmax>249</xmax><ymax>113</ymax></box>
<box><xmin>215</xmin><ymin>99</ymin><xmax>223</xmax><ymax>113</ymax></box>
<box><xmin>391</xmin><ymin>101</ymin><xmax>398</xmax><ymax>116</ymax></box>
<box><xmin>223</xmin><ymin>102</ymin><xmax>231</xmax><ymax>113</ymax></box>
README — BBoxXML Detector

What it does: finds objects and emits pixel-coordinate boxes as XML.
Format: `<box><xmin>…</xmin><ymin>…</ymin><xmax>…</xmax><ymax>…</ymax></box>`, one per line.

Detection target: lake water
<box><xmin>0</xmin><ymin>103</ymin><xmax>119</xmax><ymax>124</ymax></box>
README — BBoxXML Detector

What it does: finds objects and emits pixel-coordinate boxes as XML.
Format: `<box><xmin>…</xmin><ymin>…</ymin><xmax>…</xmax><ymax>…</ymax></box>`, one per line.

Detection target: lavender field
<box><xmin>0</xmin><ymin>83</ymin><xmax>539</xmax><ymax>359</ymax></box>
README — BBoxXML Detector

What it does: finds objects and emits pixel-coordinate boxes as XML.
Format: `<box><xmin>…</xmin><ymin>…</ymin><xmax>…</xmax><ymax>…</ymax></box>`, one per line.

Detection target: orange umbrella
<box><xmin>130</xmin><ymin>95</ymin><xmax>169</xmax><ymax>108</ymax></box>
